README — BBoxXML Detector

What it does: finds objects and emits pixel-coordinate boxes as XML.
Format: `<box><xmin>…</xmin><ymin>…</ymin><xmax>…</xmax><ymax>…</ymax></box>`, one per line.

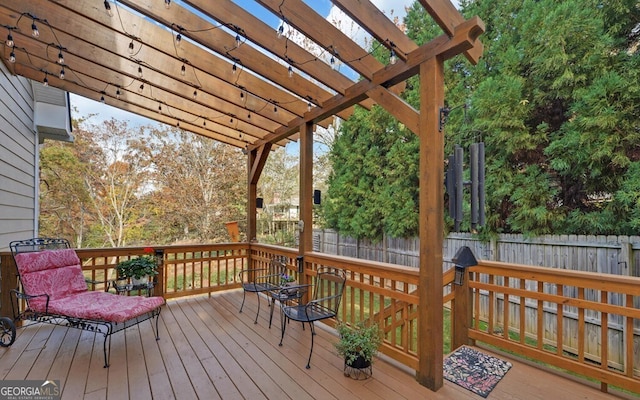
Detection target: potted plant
<box><xmin>116</xmin><ymin>247</ymin><xmax>158</xmax><ymax>285</ymax></box>
<box><xmin>334</xmin><ymin>321</ymin><xmax>383</xmax><ymax>378</ymax></box>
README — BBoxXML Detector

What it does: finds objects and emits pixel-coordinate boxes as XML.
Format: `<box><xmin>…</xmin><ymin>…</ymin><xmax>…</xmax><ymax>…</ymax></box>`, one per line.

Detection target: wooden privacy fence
<box><xmin>468</xmin><ymin>260</ymin><xmax>640</xmax><ymax>394</ymax></box>
<box><xmin>313</xmin><ymin>230</ymin><xmax>640</xmax><ymax>277</ymax></box>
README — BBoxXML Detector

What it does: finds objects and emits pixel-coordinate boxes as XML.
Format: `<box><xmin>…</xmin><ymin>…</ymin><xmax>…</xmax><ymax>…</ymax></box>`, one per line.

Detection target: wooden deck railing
<box><xmin>248</xmin><ymin>244</ymin><xmax>464</xmax><ymax>371</ymax></box>
<box><xmin>468</xmin><ymin>260</ymin><xmax>640</xmax><ymax>394</ymax></box>
<box><xmin>2</xmin><ymin>242</ymin><xmax>638</xmax><ymax>393</ymax></box>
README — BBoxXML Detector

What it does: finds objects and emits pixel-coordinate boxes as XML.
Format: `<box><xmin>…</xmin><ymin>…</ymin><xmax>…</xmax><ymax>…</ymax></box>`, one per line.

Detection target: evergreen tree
<box><xmin>324</xmin><ymin>0</ymin><xmax>640</xmax><ymax>239</ymax></box>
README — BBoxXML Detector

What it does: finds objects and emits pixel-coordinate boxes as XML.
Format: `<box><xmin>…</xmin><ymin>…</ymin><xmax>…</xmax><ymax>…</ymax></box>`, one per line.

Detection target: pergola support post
<box><xmin>416</xmin><ymin>56</ymin><xmax>445</xmax><ymax>390</ymax></box>
<box><xmin>298</xmin><ymin>122</ymin><xmax>314</xmax><ymax>289</ymax></box>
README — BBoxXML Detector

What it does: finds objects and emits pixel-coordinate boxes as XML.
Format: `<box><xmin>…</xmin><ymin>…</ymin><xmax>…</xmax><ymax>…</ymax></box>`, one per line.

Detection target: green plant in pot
<box><xmin>116</xmin><ymin>248</ymin><xmax>158</xmax><ymax>284</ymax></box>
<box><xmin>335</xmin><ymin>321</ymin><xmax>383</xmax><ymax>376</ymax></box>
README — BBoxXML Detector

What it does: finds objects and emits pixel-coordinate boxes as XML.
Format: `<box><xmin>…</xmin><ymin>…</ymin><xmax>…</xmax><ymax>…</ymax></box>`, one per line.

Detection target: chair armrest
<box><xmin>85</xmin><ymin>278</ymin><xmax>109</xmax><ymax>292</ymax></box>
<box><xmin>237</xmin><ymin>267</ymin><xmax>268</xmax><ymax>281</ymax></box>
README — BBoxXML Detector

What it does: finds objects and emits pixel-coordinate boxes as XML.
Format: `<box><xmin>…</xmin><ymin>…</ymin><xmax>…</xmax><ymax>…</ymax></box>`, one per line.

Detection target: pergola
<box><xmin>0</xmin><ymin>0</ymin><xmax>483</xmax><ymax>390</ymax></box>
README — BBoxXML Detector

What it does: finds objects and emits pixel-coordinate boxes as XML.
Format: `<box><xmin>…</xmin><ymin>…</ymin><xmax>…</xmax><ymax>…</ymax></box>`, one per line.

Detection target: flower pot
<box><xmin>344</xmin><ymin>354</ymin><xmax>372</xmax><ymax>379</ymax></box>
<box><xmin>132</xmin><ymin>275</ymin><xmax>149</xmax><ymax>286</ymax></box>
<box><xmin>346</xmin><ymin>354</ymin><xmax>371</xmax><ymax>369</ymax></box>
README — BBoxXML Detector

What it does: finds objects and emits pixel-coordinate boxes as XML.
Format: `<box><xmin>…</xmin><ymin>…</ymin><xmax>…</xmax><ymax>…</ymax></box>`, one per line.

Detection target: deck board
<box><xmin>0</xmin><ymin>290</ymin><xmax>630</xmax><ymax>399</ymax></box>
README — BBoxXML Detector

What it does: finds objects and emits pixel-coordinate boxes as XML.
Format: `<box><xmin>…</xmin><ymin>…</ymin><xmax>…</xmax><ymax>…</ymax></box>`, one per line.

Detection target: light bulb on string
<box><xmin>235</xmin><ymin>34</ymin><xmax>242</xmax><ymax>48</ymax></box>
<box><xmin>43</xmin><ymin>74</ymin><xmax>48</xmax><ymax>86</ymax></box>
<box><xmin>181</xmin><ymin>64</ymin><xmax>186</xmax><ymax>76</ymax></box>
<box><xmin>6</xmin><ymin>32</ymin><xmax>13</xmax><ymax>47</ymax></box>
<box><xmin>288</xmin><ymin>65</ymin><xmax>293</xmax><ymax>78</ymax></box>
<box><xmin>128</xmin><ymin>40</ymin><xmax>134</xmax><ymax>55</ymax></box>
<box><xmin>277</xmin><ymin>23</ymin><xmax>284</xmax><ymax>39</ymax></box>
<box><xmin>59</xmin><ymin>67</ymin><xmax>65</xmax><ymax>79</ymax></box>
<box><xmin>138</xmin><ymin>66</ymin><xmax>143</xmax><ymax>78</ymax></box>
<box><xmin>100</xmin><ymin>94</ymin><xmax>105</xmax><ymax>103</ymax></box>
<box><xmin>232</xmin><ymin>63</ymin><xmax>237</xmax><ymax>74</ymax></box>
<box><xmin>307</xmin><ymin>102</ymin><xmax>312</xmax><ymax>112</ymax></box>
<box><xmin>138</xmin><ymin>83</ymin><xmax>144</xmax><ymax>92</ymax></box>
<box><xmin>330</xmin><ymin>55</ymin><xmax>336</xmax><ymax>70</ymax></box>
<box><xmin>193</xmin><ymin>90</ymin><xmax>197</xmax><ymax>99</ymax></box>
<box><xmin>164</xmin><ymin>0</ymin><xmax>171</xmax><ymax>9</ymax></box>
<box><xmin>9</xmin><ymin>49</ymin><xmax>15</xmax><ymax>63</ymax></box>
<box><xmin>176</xmin><ymin>33</ymin><xmax>182</xmax><ymax>46</ymax></box>
<box><xmin>31</xmin><ymin>22</ymin><xmax>39</xmax><ymax>38</ymax></box>
<box><xmin>57</xmin><ymin>51</ymin><xmax>64</xmax><ymax>64</ymax></box>
<box><xmin>389</xmin><ymin>49</ymin><xmax>397</xmax><ymax>65</ymax></box>
<box><xmin>116</xmin><ymin>88</ymin><xmax>121</xmax><ymax>99</ymax></box>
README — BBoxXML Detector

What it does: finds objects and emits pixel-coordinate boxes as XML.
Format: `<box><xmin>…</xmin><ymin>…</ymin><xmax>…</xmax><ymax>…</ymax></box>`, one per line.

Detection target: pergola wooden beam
<box><xmin>255</xmin><ymin>0</ymin><xmax>383</xmax><ymax>80</ymax></box>
<box><xmin>418</xmin><ymin>0</ymin><xmax>484</xmax><ymax>64</ymax></box>
<box><xmin>250</xmin><ymin>16</ymin><xmax>484</xmax><ymax>149</ymax></box>
<box><xmin>331</xmin><ymin>0</ymin><xmax>418</xmax><ymax>61</ymax></box>
<box><xmin>48</xmin><ymin>0</ymin><xmax>309</xmax><ymax>120</ymax></box>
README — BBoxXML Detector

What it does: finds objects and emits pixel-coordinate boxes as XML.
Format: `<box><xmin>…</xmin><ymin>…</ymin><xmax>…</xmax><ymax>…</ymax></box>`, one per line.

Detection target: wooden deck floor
<box><xmin>0</xmin><ymin>290</ymin><xmax>631</xmax><ymax>399</ymax></box>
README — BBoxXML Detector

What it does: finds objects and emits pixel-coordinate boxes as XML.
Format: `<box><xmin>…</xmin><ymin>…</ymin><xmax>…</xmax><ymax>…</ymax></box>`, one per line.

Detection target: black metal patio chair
<box><xmin>238</xmin><ymin>257</ymin><xmax>287</xmax><ymax>324</ymax></box>
<box><xmin>278</xmin><ymin>267</ymin><xmax>346</xmax><ymax>369</ymax></box>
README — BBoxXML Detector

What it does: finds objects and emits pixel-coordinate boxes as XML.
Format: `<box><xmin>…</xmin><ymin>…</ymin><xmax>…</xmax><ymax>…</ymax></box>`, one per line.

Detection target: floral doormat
<box><xmin>443</xmin><ymin>346</ymin><xmax>512</xmax><ymax>398</ymax></box>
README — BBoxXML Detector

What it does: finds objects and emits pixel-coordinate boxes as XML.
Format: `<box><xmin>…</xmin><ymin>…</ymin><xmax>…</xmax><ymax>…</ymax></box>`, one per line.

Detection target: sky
<box><xmin>71</xmin><ymin>0</ymin><xmax>448</xmax><ymax>131</ymax></box>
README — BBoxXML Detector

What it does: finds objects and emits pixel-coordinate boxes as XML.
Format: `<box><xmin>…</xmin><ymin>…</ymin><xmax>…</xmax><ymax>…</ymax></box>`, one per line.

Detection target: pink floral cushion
<box><xmin>30</xmin><ymin>291</ymin><xmax>165</xmax><ymax>323</ymax></box>
<box><xmin>14</xmin><ymin>249</ymin><xmax>88</xmax><ymax>304</ymax></box>
<box><xmin>14</xmin><ymin>249</ymin><xmax>164</xmax><ymax>322</ymax></box>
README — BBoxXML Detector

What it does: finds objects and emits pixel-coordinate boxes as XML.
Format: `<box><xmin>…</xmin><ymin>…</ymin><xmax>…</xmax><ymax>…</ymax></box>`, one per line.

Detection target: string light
<box><xmin>235</xmin><ymin>34</ymin><xmax>241</xmax><ymax>48</ymax></box>
<box><xmin>43</xmin><ymin>73</ymin><xmax>48</xmax><ymax>86</ymax></box>
<box><xmin>232</xmin><ymin>63</ymin><xmax>237</xmax><ymax>74</ymax></box>
<box><xmin>138</xmin><ymin>83</ymin><xmax>144</xmax><ymax>92</ymax></box>
<box><xmin>389</xmin><ymin>48</ymin><xmax>397</xmax><ymax>65</ymax></box>
<box><xmin>176</xmin><ymin>32</ymin><xmax>182</xmax><ymax>46</ymax></box>
<box><xmin>164</xmin><ymin>0</ymin><xmax>171</xmax><ymax>9</ymax></box>
<box><xmin>6</xmin><ymin>32</ymin><xmax>13</xmax><ymax>47</ymax></box>
<box><xmin>104</xmin><ymin>1</ymin><xmax>113</xmax><ymax>17</ymax></box>
<box><xmin>203</xmin><ymin>120</ymin><xmax>206</xmax><ymax>127</ymax></box>
<box><xmin>138</xmin><ymin>65</ymin><xmax>143</xmax><ymax>78</ymax></box>
<box><xmin>288</xmin><ymin>65</ymin><xmax>293</xmax><ymax>78</ymax></box>
<box><xmin>31</xmin><ymin>21</ymin><xmax>39</xmax><ymax>38</ymax></box>
<box><xmin>59</xmin><ymin>67</ymin><xmax>65</xmax><ymax>79</ymax></box>
<box><xmin>277</xmin><ymin>23</ymin><xmax>284</xmax><ymax>38</ymax></box>
<box><xmin>100</xmin><ymin>92</ymin><xmax>105</xmax><ymax>103</ymax></box>
<box><xmin>116</xmin><ymin>88</ymin><xmax>121</xmax><ymax>99</ymax></box>
<box><xmin>57</xmin><ymin>50</ymin><xmax>64</xmax><ymax>64</ymax></box>
<box><xmin>9</xmin><ymin>48</ymin><xmax>15</xmax><ymax>63</ymax></box>
<box><xmin>273</xmin><ymin>104</ymin><xmax>278</xmax><ymax>113</ymax></box>
<box><xmin>193</xmin><ymin>89</ymin><xmax>197</xmax><ymax>99</ymax></box>
<box><xmin>181</xmin><ymin>63</ymin><xmax>186</xmax><ymax>76</ymax></box>
<box><xmin>307</xmin><ymin>102</ymin><xmax>312</xmax><ymax>112</ymax></box>
<box><xmin>330</xmin><ymin>55</ymin><xmax>336</xmax><ymax>70</ymax></box>
<box><xmin>128</xmin><ymin>40</ymin><xmax>134</xmax><ymax>55</ymax></box>
<box><xmin>158</xmin><ymin>102</ymin><xmax>162</xmax><ymax>114</ymax></box>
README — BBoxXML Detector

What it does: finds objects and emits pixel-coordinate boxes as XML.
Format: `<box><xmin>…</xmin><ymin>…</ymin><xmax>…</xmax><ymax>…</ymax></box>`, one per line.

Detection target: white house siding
<box><xmin>0</xmin><ymin>61</ymin><xmax>36</xmax><ymax>251</ymax></box>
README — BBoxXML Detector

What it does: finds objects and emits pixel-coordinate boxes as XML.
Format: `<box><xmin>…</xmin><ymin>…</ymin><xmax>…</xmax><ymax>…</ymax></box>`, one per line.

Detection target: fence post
<box><xmin>451</xmin><ymin>246</ymin><xmax>477</xmax><ymax>350</ymax></box>
<box><xmin>154</xmin><ymin>248</ymin><xmax>165</xmax><ymax>298</ymax></box>
<box><xmin>0</xmin><ymin>253</ymin><xmax>18</xmax><ymax>323</ymax></box>
<box><xmin>452</xmin><ymin>275</ymin><xmax>472</xmax><ymax>350</ymax></box>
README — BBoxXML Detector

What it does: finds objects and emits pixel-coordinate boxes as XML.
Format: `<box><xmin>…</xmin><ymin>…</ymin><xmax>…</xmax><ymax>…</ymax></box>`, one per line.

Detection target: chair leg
<box><xmin>279</xmin><ymin>308</ymin><xmax>287</xmax><ymax>346</ymax></box>
<box><xmin>254</xmin><ymin>292</ymin><xmax>261</xmax><ymax>324</ymax></box>
<box><xmin>239</xmin><ymin>290</ymin><xmax>247</xmax><ymax>313</ymax></box>
<box><xmin>306</xmin><ymin>322</ymin><xmax>316</xmax><ymax>369</ymax></box>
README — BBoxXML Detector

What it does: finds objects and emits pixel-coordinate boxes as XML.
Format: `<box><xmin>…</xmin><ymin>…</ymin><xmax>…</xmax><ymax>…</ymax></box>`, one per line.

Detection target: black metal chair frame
<box><xmin>6</xmin><ymin>238</ymin><xmax>162</xmax><ymax>368</ymax></box>
<box><xmin>278</xmin><ymin>267</ymin><xmax>346</xmax><ymax>369</ymax></box>
<box><xmin>238</xmin><ymin>257</ymin><xmax>287</xmax><ymax>324</ymax></box>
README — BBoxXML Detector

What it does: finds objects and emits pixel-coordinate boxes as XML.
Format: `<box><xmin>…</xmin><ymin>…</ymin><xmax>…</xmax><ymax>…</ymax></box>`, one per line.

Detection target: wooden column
<box><xmin>247</xmin><ymin>148</ymin><xmax>258</xmax><ymax>243</ymax></box>
<box><xmin>417</xmin><ymin>56</ymin><xmax>445</xmax><ymax>390</ymax></box>
<box><xmin>299</xmin><ymin>122</ymin><xmax>314</xmax><ymax>285</ymax></box>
